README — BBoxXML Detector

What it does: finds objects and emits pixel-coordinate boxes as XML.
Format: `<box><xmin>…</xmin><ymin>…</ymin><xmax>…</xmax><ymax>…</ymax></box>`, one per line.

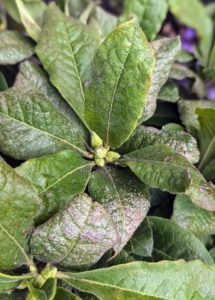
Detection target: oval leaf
<box><xmin>0</xmin><ymin>272</ymin><xmax>33</xmax><ymax>294</ymax></box>
<box><xmin>85</xmin><ymin>19</ymin><xmax>155</xmax><ymax>149</ymax></box>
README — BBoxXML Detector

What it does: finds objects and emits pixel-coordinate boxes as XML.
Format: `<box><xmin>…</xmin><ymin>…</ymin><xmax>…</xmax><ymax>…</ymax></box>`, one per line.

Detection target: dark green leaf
<box><xmin>0</xmin><ymin>87</ymin><xmax>87</xmax><ymax>160</ymax></box>
<box><xmin>202</xmin><ymin>158</ymin><xmax>215</xmax><ymax>183</ymax></box>
<box><xmin>117</xmin><ymin>125</ymin><xmax>200</xmax><ymax>163</ymax></box>
<box><xmin>209</xmin><ymin>248</ymin><xmax>215</xmax><ymax>264</ymax></box>
<box><xmin>140</xmin><ymin>37</ymin><xmax>181</xmax><ymax>123</ymax></box>
<box><xmin>172</xmin><ymin>194</ymin><xmax>215</xmax><ymax>237</ymax></box>
<box><xmin>0</xmin><ymin>158</ymin><xmax>39</xmax><ymax>269</ymax></box>
<box><xmin>60</xmin><ymin>260</ymin><xmax>215</xmax><ymax>299</ymax></box>
<box><xmin>0</xmin><ymin>71</ymin><xmax>8</xmax><ymax>92</ymax></box>
<box><xmin>41</xmin><ymin>278</ymin><xmax>57</xmax><ymax>300</ymax></box>
<box><xmin>158</xmin><ymin>80</ymin><xmax>179</xmax><ymax>102</ymax></box>
<box><xmin>95</xmin><ymin>250</ymin><xmax>135</xmax><ymax>269</ymax></box>
<box><xmin>31</xmin><ymin>194</ymin><xmax>119</xmax><ymax>270</ymax></box>
<box><xmin>0</xmin><ymin>31</ymin><xmax>34</xmax><ymax>65</ymax></box>
<box><xmin>88</xmin><ymin>166</ymin><xmax>150</xmax><ymax>254</ymax></box>
<box><xmin>148</xmin><ymin>216</ymin><xmax>213</xmax><ymax>264</ymax></box>
<box><xmin>120</xmin><ymin>0</ymin><xmax>168</xmax><ymax>41</ymax></box>
<box><xmin>85</xmin><ymin>19</ymin><xmax>155</xmax><ymax>149</ymax></box>
<box><xmin>0</xmin><ymin>272</ymin><xmax>32</xmax><ymax>294</ymax></box>
<box><xmin>27</xmin><ymin>282</ymin><xmax>47</xmax><ymax>300</ymax></box>
<box><xmin>16</xmin><ymin>150</ymin><xmax>93</xmax><ymax>223</ymax></box>
<box><xmin>54</xmin><ymin>287</ymin><xmax>82</xmax><ymax>300</ymax></box>
<box><xmin>36</xmin><ymin>3</ymin><xmax>99</xmax><ymax>126</ymax></box>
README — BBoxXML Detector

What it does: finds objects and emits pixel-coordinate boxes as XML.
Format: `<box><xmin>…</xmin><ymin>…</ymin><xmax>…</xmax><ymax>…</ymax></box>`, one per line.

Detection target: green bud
<box><xmin>95</xmin><ymin>158</ymin><xmax>105</xmax><ymax>167</ymax></box>
<box><xmin>41</xmin><ymin>264</ymin><xmax>57</xmax><ymax>280</ymax></box>
<box><xmin>94</xmin><ymin>146</ymin><xmax>107</xmax><ymax>159</ymax></box>
<box><xmin>30</xmin><ymin>274</ymin><xmax>45</xmax><ymax>289</ymax></box>
<box><xmin>91</xmin><ymin>131</ymin><xmax>103</xmax><ymax>148</ymax></box>
<box><xmin>106</xmin><ymin>151</ymin><xmax>120</xmax><ymax>162</ymax></box>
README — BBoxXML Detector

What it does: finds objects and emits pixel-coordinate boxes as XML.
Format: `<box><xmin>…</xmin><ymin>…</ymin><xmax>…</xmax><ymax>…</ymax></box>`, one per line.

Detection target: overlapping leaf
<box><xmin>88</xmin><ymin>166</ymin><xmax>150</xmax><ymax>254</ymax></box>
<box><xmin>140</xmin><ymin>37</ymin><xmax>181</xmax><ymax>123</ymax></box>
<box><xmin>120</xmin><ymin>0</ymin><xmax>168</xmax><ymax>41</ymax></box>
<box><xmin>0</xmin><ymin>31</ymin><xmax>34</xmax><ymax>65</ymax></box>
<box><xmin>60</xmin><ymin>260</ymin><xmax>215</xmax><ymax>300</ymax></box>
<box><xmin>85</xmin><ymin>19</ymin><xmax>155</xmax><ymax>149</ymax></box>
<box><xmin>0</xmin><ymin>87</ymin><xmax>86</xmax><ymax>160</ymax></box>
<box><xmin>202</xmin><ymin>158</ymin><xmax>215</xmax><ymax>183</ymax></box>
<box><xmin>31</xmin><ymin>194</ymin><xmax>119</xmax><ymax>270</ymax></box>
<box><xmin>16</xmin><ymin>150</ymin><xmax>93</xmax><ymax>223</ymax></box>
<box><xmin>0</xmin><ymin>272</ymin><xmax>33</xmax><ymax>294</ymax></box>
<box><xmin>0</xmin><ymin>158</ymin><xmax>39</xmax><ymax>269</ymax></box>
<box><xmin>157</xmin><ymin>80</ymin><xmax>179</xmax><ymax>102</ymax></box>
<box><xmin>172</xmin><ymin>194</ymin><xmax>215</xmax><ymax>237</ymax></box>
<box><xmin>55</xmin><ymin>287</ymin><xmax>82</xmax><ymax>300</ymax></box>
<box><xmin>36</xmin><ymin>3</ymin><xmax>100</xmax><ymax>125</ymax></box>
<box><xmin>117</xmin><ymin>125</ymin><xmax>200</xmax><ymax>163</ymax></box>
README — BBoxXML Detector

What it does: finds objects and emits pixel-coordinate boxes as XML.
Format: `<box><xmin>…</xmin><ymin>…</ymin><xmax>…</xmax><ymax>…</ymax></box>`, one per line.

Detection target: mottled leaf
<box><xmin>85</xmin><ymin>19</ymin><xmax>155</xmax><ymax>149</ymax></box>
<box><xmin>0</xmin><ymin>158</ymin><xmax>39</xmax><ymax>269</ymax></box>
<box><xmin>168</xmin><ymin>0</ymin><xmax>213</xmax><ymax>66</ymax></box>
<box><xmin>172</xmin><ymin>194</ymin><xmax>215</xmax><ymax>237</ymax></box>
<box><xmin>117</xmin><ymin>125</ymin><xmax>200</xmax><ymax>163</ymax></box>
<box><xmin>202</xmin><ymin>158</ymin><xmax>215</xmax><ymax>183</ymax></box>
<box><xmin>88</xmin><ymin>166</ymin><xmax>150</xmax><ymax>254</ymax></box>
<box><xmin>31</xmin><ymin>194</ymin><xmax>119</xmax><ymax>270</ymax></box>
<box><xmin>196</xmin><ymin>108</ymin><xmax>215</xmax><ymax>171</ymax></box>
<box><xmin>55</xmin><ymin>287</ymin><xmax>82</xmax><ymax>300</ymax></box>
<box><xmin>178</xmin><ymin>100</ymin><xmax>215</xmax><ymax>139</ymax></box>
<box><xmin>120</xmin><ymin>0</ymin><xmax>168</xmax><ymax>41</ymax></box>
<box><xmin>148</xmin><ymin>216</ymin><xmax>213</xmax><ymax>263</ymax></box>
<box><xmin>36</xmin><ymin>3</ymin><xmax>99</xmax><ymax>125</ymax></box>
<box><xmin>0</xmin><ymin>87</ymin><xmax>86</xmax><ymax>160</ymax></box>
<box><xmin>0</xmin><ymin>272</ymin><xmax>33</xmax><ymax>294</ymax></box>
<box><xmin>157</xmin><ymin>80</ymin><xmax>179</xmax><ymax>102</ymax></box>
<box><xmin>16</xmin><ymin>150</ymin><xmax>93</xmax><ymax>223</ymax></box>
<box><xmin>60</xmin><ymin>260</ymin><xmax>215</xmax><ymax>300</ymax></box>
<box><xmin>140</xmin><ymin>37</ymin><xmax>181</xmax><ymax>123</ymax></box>
<box><xmin>0</xmin><ymin>31</ymin><xmax>34</xmax><ymax>65</ymax></box>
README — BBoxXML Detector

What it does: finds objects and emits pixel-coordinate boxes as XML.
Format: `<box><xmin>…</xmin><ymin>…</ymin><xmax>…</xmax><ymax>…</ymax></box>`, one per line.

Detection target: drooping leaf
<box><xmin>140</xmin><ymin>37</ymin><xmax>181</xmax><ymax>123</ymax></box>
<box><xmin>202</xmin><ymin>158</ymin><xmax>215</xmax><ymax>183</ymax></box>
<box><xmin>122</xmin><ymin>144</ymin><xmax>215</xmax><ymax>211</ymax></box>
<box><xmin>157</xmin><ymin>80</ymin><xmax>179</xmax><ymax>102</ymax></box>
<box><xmin>0</xmin><ymin>158</ymin><xmax>39</xmax><ymax>269</ymax></box>
<box><xmin>178</xmin><ymin>100</ymin><xmax>215</xmax><ymax>139</ymax></box>
<box><xmin>36</xmin><ymin>3</ymin><xmax>99</xmax><ymax>126</ymax></box>
<box><xmin>120</xmin><ymin>0</ymin><xmax>168</xmax><ymax>41</ymax></box>
<box><xmin>117</xmin><ymin>125</ymin><xmax>200</xmax><ymax>163</ymax></box>
<box><xmin>0</xmin><ymin>72</ymin><xmax>8</xmax><ymax>92</ymax></box>
<box><xmin>0</xmin><ymin>272</ymin><xmax>33</xmax><ymax>294</ymax></box>
<box><xmin>31</xmin><ymin>194</ymin><xmax>119</xmax><ymax>270</ymax></box>
<box><xmin>54</xmin><ymin>287</ymin><xmax>82</xmax><ymax>300</ymax></box>
<box><xmin>0</xmin><ymin>31</ymin><xmax>34</xmax><ymax>65</ymax></box>
<box><xmin>14</xmin><ymin>61</ymin><xmax>89</xmax><ymax>141</ymax></box>
<box><xmin>0</xmin><ymin>87</ymin><xmax>87</xmax><ymax>160</ymax></box>
<box><xmin>60</xmin><ymin>260</ymin><xmax>215</xmax><ymax>299</ymax></box>
<box><xmin>196</xmin><ymin>108</ymin><xmax>215</xmax><ymax>171</ymax></box>
<box><xmin>172</xmin><ymin>194</ymin><xmax>215</xmax><ymax>237</ymax></box>
<box><xmin>148</xmin><ymin>216</ymin><xmax>213</xmax><ymax>263</ymax></box>
<box><xmin>85</xmin><ymin>19</ymin><xmax>155</xmax><ymax>149</ymax></box>
<box><xmin>88</xmin><ymin>166</ymin><xmax>150</xmax><ymax>254</ymax></box>
<box><xmin>16</xmin><ymin>150</ymin><xmax>93</xmax><ymax>223</ymax></box>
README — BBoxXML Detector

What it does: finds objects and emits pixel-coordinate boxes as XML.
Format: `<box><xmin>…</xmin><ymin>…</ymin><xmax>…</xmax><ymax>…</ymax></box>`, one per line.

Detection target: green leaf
<box><xmin>157</xmin><ymin>80</ymin><xmax>179</xmax><ymax>102</ymax></box>
<box><xmin>85</xmin><ymin>19</ymin><xmax>155</xmax><ymax>149</ymax></box>
<box><xmin>148</xmin><ymin>216</ymin><xmax>213</xmax><ymax>264</ymax></box>
<box><xmin>88</xmin><ymin>166</ymin><xmax>150</xmax><ymax>254</ymax></box>
<box><xmin>0</xmin><ymin>158</ymin><xmax>39</xmax><ymax>269</ymax></box>
<box><xmin>0</xmin><ymin>31</ymin><xmax>34</xmax><ymax>65</ymax></box>
<box><xmin>0</xmin><ymin>272</ymin><xmax>33</xmax><ymax>294</ymax></box>
<box><xmin>0</xmin><ymin>87</ymin><xmax>87</xmax><ymax>160</ymax></box>
<box><xmin>120</xmin><ymin>0</ymin><xmax>168</xmax><ymax>41</ymax></box>
<box><xmin>14</xmin><ymin>61</ymin><xmax>89</xmax><ymax>142</ymax></box>
<box><xmin>31</xmin><ymin>194</ymin><xmax>119</xmax><ymax>270</ymax></box>
<box><xmin>140</xmin><ymin>37</ymin><xmax>181</xmax><ymax>123</ymax></box>
<box><xmin>117</xmin><ymin>125</ymin><xmax>200</xmax><ymax>163</ymax></box>
<box><xmin>176</xmin><ymin>49</ymin><xmax>194</xmax><ymax>63</ymax></box>
<box><xmin>41</xmin><ymin>278</ymin><xmax>57</xmax><ymax>300</ymax></box>
<box><xmin>60</xmin><ymin>260</ymin><xmax>215</xmax><ymax>299</ymax></box>
<box><xmin>36</xmin><ymin>3</ymin><xmax>99</xmax><ymax>126</ymax></box>
<box><xmin>95</xmin><ymin>250</ymin><xmax>135</xmax><ymax>269</ymax></box>
<box><xmin>16</xmin><ymin>150</ymin><xmax>93</xmax><ymax>223</ymax></box>
<box><xmin>170</xmin><ymin>64</ymin><xmax>206</xmax><ymax>98</ymax></box>
<box><xmin>178</xmin><ymin>100</ymin><xmax>215</xmax><ymax>139</ymax></box>
<box><xmin>202</xmin><ymin>158</ymin><xmax>215</xmax><ymax>183</ymax></box>
<box><xmin>172</xmin><ymin>194</ymin><xmax>215</xmax><ymax>237</ymax></box>
<box><xmin>209</xmin><ymin>248</ymin><xmax>215</xmax><ymax>264</ymax></box>
<box><xmin>54</xmin><ymin>287</ymin><xmax>82</xmax><ymax>300</ymax></box>
<box><xmin>0</xmin><ymin>71</ymin><xmax>8</xmax><ymax>92</ymax></box>
<box><xmin>196</xmin><ymin>108</ymin><xmax>215</xmax><ymax>171</ymax></box>
<box><xmin>162</xmin><ymin>123</ymin><xmax>184</xmax><ymax>131</ymax></box>
<box><xmin>168</xmin><ymin>0</ymin><xmax>213</xmax><ymax>66</ymax></box>
<box><xmin>27</xmin><ymin>281</ymin><xmax>47</xmax><ymax>300</ymax></box>
<box><xmin>126</xmin><ymin>218</ymin><xmax>153</xmax><ymax>257</ymax></box>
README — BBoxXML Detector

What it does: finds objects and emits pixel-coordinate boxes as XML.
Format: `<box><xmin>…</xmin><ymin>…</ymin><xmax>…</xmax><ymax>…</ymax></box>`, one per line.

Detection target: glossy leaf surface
<box><xmin>31</xmin><ymin>194</ymin><xmax>119</xmax><ymax>269</ymax></box>
<box><xmin>88</xmin><ymin>166</ymin><xmax>150</xmax><ymax>254</ymax></box>
<box><xmin>85</xmin><ymin>19</ymin><xmax>155</xmax><ymax>149</ymax></box>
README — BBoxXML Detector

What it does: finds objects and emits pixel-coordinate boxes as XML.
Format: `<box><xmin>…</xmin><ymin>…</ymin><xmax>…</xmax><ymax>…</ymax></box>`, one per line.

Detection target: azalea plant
<box><xmin>1</xmin><ymin>0</ymin><xmax>215</xmax><ymax>299</ymax></box>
